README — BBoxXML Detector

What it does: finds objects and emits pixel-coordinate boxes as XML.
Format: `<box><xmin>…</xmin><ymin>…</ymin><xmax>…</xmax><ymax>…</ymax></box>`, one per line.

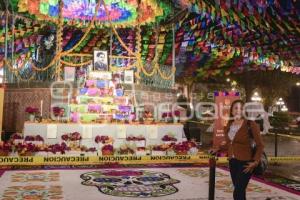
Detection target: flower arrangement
<box><xmin>25</xmin><ymin>107</ymin><xmax>39</xmax><ymax>122</ymax></box>
<box><xmin>61</xmin><ymin>132</ymin><xmax>82</xmax><ymax>141</ymax></box>
<box><xmin>24</xmin><ymin>135</ymin><xmax>44</xmax><ymax>142</ymax></box>
<box><xmin>52</xmin><ymin>107</ymin><xmax>65</xmax><ymax>117</ymax></box>
<box><xmin>11</xmin><ymin>133</ymin><xmax>23</xmax><ymax>140</ymax></box>
<box><xmin>173</xmin><ymin>141</ymin><xmax>197</xmax><ymax>155</ymax></box>
<box><xmin>162</xmin><ymin>134</ymin><xmax>177</xmax><ymax>142</ymax></box>
<box><xmin>0</xmin><ymin>142</ymin><xmax>12</xmax><ymax>156</ymax></box>
<box><xmin>126</xmin><ymin>135</ymin><xmax>146</xmax><ymax>147</ymax></box>
<box><xmin>151</xmin><ymin>144</ymin><xmax>169</xmax><ymax>156</ymax></box>
<box><xmin>61</xmin><ymin>134</ymin><xmax>69</xmax><ymax>141</ymax></box>
<box><xmin>152</xmin><ymin>144</ymin><xmax>169</xmax><ymax>151</ymax></box>
<box><xmin>174</xmin><ymin>110</ymin><xmax>180</xmax><ymax>117</ymax></box>
<box><xmin>15</xmin><ymin>143</ymin><xmax>39</xmax><ymax>156</ymax></box>
<box><xmin>162</xmin><ymin>111</ymin><xmax>180</xmax><ymax>122</ymax></box>
<box><xmin>102</xmin><ymin>144</ymin><xmax>114</xmax><ymax>155</ymax></box>
<box><xmin>10</xmin><ymin>133</ymin><xmax>23</xmax><ymax>145</ymax></box>
<box><xmin>161</xmin><ymin>112</ymin><xmax>170</xmax><ymax>119</ymax></box>
<box><xmin>25</xmin><ymin>107</ymin><xmax>39</xmax><ymax>114</ymax></box>
<box><xmin>118</xmin><ymin>144</ymin><xmax>135</xmax><ymax>155</ymax></box>
<box><xmin>95</xmin><ymin>135</ymin><xmax>111</xmax><ymax>144</ymax></box>
<box><xmin>46</xmin><ymin>143</ymin><xmax>70</xmax><ymax>154</ymax></box>
<box><xmin>126</xmin><ymin>135</ymin><xmax>145</xmax><ymax>141</ymax></box>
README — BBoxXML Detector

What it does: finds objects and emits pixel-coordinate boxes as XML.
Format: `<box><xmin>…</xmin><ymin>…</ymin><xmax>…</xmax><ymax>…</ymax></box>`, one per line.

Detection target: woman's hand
<box><xmin>208</xmin><ymin>148</ymin><xmax>219</xmax><ymax>155</ymax></box>
<box><xmin>243</xmin><ymin>161</ymin><xmax>258</xmax><ymax>174</ymax></box>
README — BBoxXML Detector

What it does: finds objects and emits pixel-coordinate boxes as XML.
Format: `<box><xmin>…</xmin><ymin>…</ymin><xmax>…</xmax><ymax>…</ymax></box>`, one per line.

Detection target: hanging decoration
<box><xmin>17</xmin><ymin>0</ymin><xmax>171</xmax><ymax>27</ymax></box>
<box><xmin>1</xmin><ymin>0</ymin><xmax>299</xmax><ymax>84</ymax></box>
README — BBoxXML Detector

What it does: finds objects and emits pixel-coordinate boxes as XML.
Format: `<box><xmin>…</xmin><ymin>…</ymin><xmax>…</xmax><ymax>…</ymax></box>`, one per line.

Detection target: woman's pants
<box><xmin>229</xmin><ymin>158</ymin><xmax>253</xmax><ymax>200</ymax></box>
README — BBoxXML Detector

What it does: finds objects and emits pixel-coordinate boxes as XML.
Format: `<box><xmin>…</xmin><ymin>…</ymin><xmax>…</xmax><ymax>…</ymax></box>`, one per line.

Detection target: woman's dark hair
<box><xmin>228</xmin><ymin>99</ymin><xmax>245</xmax><ymax>126</ymax></box>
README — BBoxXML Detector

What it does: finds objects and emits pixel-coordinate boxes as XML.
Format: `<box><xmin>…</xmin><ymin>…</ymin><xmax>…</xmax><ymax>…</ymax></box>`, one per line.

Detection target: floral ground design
<box><xmin>215</xmin><ymin>178</ymin><xmax>272</xmax><ymax>193</ymax></box>
<box><xmin>0</xmin><ymin>168</ymin><xmax>299</xmax><ymax>200</ymax></box>
<box><xmin>1</xmin><ymin>185</ymin><xmax>63</xmax><ymax>200</ymax></box>
<box><xmin>81</xmin><ymin>170</ymin><xmax>180</xmax><ymax>198</ymax></box>
<box><xmin>264</xmin><ymin>175</ymin><xmax>300</xmax><ymax>192</ymax></box>
<box><xmin>11</xmin><ymin>172</ymin><xmax>60</xmax><ymax>183</ymax></box>
<box><xmin>177</xmin><ymin>168</ymin><xmax>227</xmax><ymax>178</ymax></box>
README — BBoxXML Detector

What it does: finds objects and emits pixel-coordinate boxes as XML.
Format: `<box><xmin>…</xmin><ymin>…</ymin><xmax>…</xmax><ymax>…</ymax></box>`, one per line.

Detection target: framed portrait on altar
<box><xmin>93</xmin><ymin>50</ymin><xmax>108</xmax><ymax>71</ymax></box>
<box><xmin>124</xmin><ymin>70</ymin><xmax>134</xmax><ymax>84</ymax></box>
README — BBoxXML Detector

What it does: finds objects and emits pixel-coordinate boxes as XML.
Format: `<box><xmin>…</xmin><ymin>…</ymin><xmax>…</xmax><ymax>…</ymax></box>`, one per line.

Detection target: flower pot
<box><xmin>173</xmin><ymin>118</ymin><xmax>179</xmax><ymax>123</ymax></box>
<box><xmin>29</xmin><ymin>114</ymin><xmax>35</xmax><ymax>122</ymax></box>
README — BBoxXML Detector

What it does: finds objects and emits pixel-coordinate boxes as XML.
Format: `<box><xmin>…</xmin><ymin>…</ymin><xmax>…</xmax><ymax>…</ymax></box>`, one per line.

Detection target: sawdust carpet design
<box><xmin>0</xmin><ymin>167</ymin><xmax>299</xmax><ymax>200</ymax></box>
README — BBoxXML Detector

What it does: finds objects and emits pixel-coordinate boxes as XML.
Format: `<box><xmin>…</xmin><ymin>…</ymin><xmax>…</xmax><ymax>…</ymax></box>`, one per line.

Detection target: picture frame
<box><xmin>93</xmin><ymin>50</ymin><xmax>108</xmax><ymax>71</ymax></box>
<box><xmin>124</xmin><ymin>70</ymin><xmax>134</xmax><ymax>84</ymax></box>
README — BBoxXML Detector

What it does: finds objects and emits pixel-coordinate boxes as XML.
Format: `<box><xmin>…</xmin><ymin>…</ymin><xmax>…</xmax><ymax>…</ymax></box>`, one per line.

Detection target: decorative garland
<box><xmin>60</xmin><ymin>59</ymin><xmax>92</xmax><ymax>67</ymax></box>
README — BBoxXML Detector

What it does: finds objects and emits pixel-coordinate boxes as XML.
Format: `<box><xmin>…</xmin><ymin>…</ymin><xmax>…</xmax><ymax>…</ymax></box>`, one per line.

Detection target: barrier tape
<box><xmin>268</xmin><ymin>132</ymin><xmax>300</xmax><ymax>141</ymax></box>
<box><xmin>0</xmin><ymin>155</ymin><xmax>299</xmax><ymax>166</ymax></box>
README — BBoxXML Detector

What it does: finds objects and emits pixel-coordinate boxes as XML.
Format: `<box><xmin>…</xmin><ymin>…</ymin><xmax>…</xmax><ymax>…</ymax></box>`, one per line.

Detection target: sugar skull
<box><xmin>80</xmin><ymin>170</ymin><xmax>180</xmax><ymax>198</ymax></box>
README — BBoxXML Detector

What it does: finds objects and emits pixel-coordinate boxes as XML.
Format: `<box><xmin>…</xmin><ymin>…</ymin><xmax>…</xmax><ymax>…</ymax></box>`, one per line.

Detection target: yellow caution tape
<box><xmin>0</xmin><ymin>155</ymin><xmax>299</xmax><ymax>166</ymax></box>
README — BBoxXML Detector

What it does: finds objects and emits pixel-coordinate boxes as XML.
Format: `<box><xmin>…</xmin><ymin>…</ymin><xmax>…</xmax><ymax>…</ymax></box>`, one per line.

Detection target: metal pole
<box><xmin>172</xmin><ymin>23</ymin><xmax>175</xmax><ymax>87</ymax></box>
<box><xmin>4</xmin><ymin>2</ymin><xmax>9</xmax><ymax>84</ymax></box>
<box><xmin>275</xmin><ymin>131</ymin><xmax>278</xmax><ymax>157</ymax></box>
<box><xmin>109</xmin><ymin>27</ymin><xmax>113</xmax><ymax>71</ymax></box>
<box><xmin>11</xmin><ymin>13</ymin><xmax>15</xmax><ymax>83</ymax></box>
<box><xmin>208</xmin><ymin>157</ymin><xmax>216</xmax><ymax>200</ymax></box>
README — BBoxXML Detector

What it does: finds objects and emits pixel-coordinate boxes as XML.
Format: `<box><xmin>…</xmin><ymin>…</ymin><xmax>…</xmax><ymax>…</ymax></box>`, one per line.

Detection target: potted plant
<box><xmin>95</xmin><ymin>135</ymin><xmax>113</xmax><ymax>150</ymax></box>
<box><xmin>61</xmin><ymin>132</ymin><xmax>82</xmax><ymax>150</ymax></box>
<box><xmin>173</xmin><ymin>110</ymin><xmax>180</xmax><ymax>123</ymax></box>
<box><xmin>52</xmin><ymin>107</ymin><xmax>65</xmax><ymax>122</ymax></box>
<box><xmin>25</xmin><ymin>107</ymin><xmax>39</xmax><ymax>122</ymax></box>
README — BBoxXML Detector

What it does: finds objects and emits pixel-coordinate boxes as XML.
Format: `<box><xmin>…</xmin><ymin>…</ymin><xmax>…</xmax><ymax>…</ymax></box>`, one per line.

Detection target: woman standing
<box><xmin>213</xmin><ymin>100</ymin><xmax>264</xmax><ymax>200</ymax></box>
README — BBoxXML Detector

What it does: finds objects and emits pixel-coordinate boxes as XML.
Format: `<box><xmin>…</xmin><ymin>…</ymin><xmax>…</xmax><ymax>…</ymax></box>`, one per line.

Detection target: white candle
<box><xmin>40</xmin><ymin>100</ymin><xmax>43</xmax><ymax>117</ymax></box>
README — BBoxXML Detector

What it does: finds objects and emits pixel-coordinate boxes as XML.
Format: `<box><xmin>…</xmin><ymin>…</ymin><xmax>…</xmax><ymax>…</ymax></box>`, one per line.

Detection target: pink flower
<box><xmin>61</xmin><ymin>134</ymin><xmax>69</xmax><ymax>141</ymax></box>
<box><xmin>25</xmin><ymin>107</ymin><xmax>39</xmax><ymax>114</ymax></box>
<box><xmin>174</xmin><ymin>110</ymin><xmax>180</xmax><ymax>117</ymax></box>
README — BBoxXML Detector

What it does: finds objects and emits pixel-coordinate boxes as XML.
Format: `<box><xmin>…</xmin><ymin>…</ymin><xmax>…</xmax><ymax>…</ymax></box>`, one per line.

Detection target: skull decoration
<box><xmin>80</xmin><ymin>170</ymin><xmax>180</xmax><ymax>198</ymax></box>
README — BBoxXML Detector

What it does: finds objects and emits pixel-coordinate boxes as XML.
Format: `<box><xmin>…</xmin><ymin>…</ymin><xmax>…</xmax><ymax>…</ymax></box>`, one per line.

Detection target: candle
<box><xmin>40</xmin><ymin>100</ymin><xmax>43</xmax><ymax>117</ymax></box>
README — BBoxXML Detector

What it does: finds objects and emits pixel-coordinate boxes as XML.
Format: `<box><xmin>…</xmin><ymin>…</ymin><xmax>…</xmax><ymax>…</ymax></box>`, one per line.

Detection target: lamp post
<box><xmin>276</xmin><ymin>98</ymin><xmax>285</xmax><ymax>111</ymax></box>
<box><xmin>251</xmin><ymin>92</ymin><xmax>262</xmax><ymax>102</ymax></box>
